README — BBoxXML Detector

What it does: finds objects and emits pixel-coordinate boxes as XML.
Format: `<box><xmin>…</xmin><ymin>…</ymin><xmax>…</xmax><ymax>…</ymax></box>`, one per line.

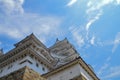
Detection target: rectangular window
<box><xmin>8</xmin><ymin>66</ymin><xmax>10</xmax><ymax>69</ymax></box>
<box><xmin>36</xmin><ymin>63</ymin><xmax>39</xmax><ymax>67</ymax></box>
<box><xmin>42</xmin><ymin>67</ymin><xmax>45</xmax><ymax>71</ymax></box>
<box><xmin>0</xmin><ymin>70</ymin><xmax>3</xmax><ymax>73</ymax></box>
<box><xmin>7</xmin><ymin>65</ymin><xmax>13</xmax><ymax>70</ymax></box>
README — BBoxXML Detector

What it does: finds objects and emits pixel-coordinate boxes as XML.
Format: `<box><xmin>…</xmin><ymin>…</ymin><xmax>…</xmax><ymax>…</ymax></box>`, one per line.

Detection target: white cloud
<box><xmin>98</xmin><ymin>63</ymin><xmax>109</xmax><ymax>76</ymax></box>
<box><xmin>103</xmin><ymin>66</ymin><xmax>120</xmax><ymax>79</ymax></box>
<box><xmin>116</xmin><ymin>0</ymin><xmax>120</xmax><ymax>4</ymax></box>
<box><xmin>73</xmin><ymin>32</ymin><xmax>84</xmax><ymax>47</ymax></box>
<box><xmin>67</xmin><ymin>0</ymin><xmax>77</xmax><ymax>7</ymax></box>
<box><xmin>86</xmin><ymin>0</ymin><xmax>112</xmax><ymax>14</ymax></box>
<box><xmin>97</xmin><ymin>56</ymin><xmax>111</xmax><ymax>79</ymax></box>
<box><xmin>90</xmin><ymin>36</ymin><xmax>95</xmax><ymax>45</ymax></box>
<box><xmin>0</xmin><ymin>0</ymin><xmax>62</xmax><ymax>43</ymax></box>
<box><xmin>70</xmin><ymin>0</ymin><xmax>120</xmax><ymax>48</ymax></box>
<box><xmin>86</xmin><ymin>10</ymin><xmax>102</xmax><ymax>31</ymax></box>
<box><xmin>0</xmin><ymin>0</ymin><xmax>24</xmax><ymax>15</ymax></box>
<box><xmin>69</xmin><ymin>26</ymin><xmax>85</xmax><ymax>47</ymax></box>
<box><xmin>97</xmin><ymin>34</ymin><xmax>120</xmax><ymax>78</ymax></box>
<box><xmin>86</xmin><ymin>0</ymin><xmax>114</xmax><ymax>32</ymax></box>
<box><xmin>86</xmin><ymin>0</ymin><xmax>120</xmax><ymax>32</ymax></box>
<box><xmin>0</xmin><ymin>13</ymin><xmax>62</xmax><ymax>43</ymax></box>
<box><xmin>112</xmin><ymin>32</ymin><xmax>120</xmax><ymax>53</ymax></box>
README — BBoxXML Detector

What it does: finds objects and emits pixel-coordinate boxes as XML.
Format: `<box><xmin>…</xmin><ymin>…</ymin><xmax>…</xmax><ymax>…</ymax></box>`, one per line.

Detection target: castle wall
<box><xmin>47</xmin><ymin>64</ymin><xmax>93</xmax><ymax>80</ymax></box>
<box><xmin>0</xmin><ymin>66</ymin><xmax>46</xmax><ymax>80</ymax></box>
<box><xmin>0</xmin><ymin>55</ymin><xmax>49</xmax><ymax>77</ymax></box>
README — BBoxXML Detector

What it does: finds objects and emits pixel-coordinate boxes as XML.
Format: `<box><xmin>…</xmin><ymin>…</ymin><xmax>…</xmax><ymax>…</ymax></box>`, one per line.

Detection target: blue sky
<box><xmin>0</xmin><ymin>0</ymin><xmax>120</xmax><ymax>80</ymax></box>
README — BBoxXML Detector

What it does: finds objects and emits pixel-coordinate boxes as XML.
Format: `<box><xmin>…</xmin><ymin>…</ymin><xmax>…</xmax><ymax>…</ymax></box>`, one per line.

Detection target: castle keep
<box><xmin>0</xmin><ymin>34</ymin><xmax>99</xmax><ymax>80</ymax></box>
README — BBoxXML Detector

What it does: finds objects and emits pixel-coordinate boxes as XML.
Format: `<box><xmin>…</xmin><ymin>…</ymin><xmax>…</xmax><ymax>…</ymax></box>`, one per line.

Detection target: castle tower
<box><xmin>0</xmin><ymin>34</ymin><xmax>99</xmax><ymax>80</ymax></box>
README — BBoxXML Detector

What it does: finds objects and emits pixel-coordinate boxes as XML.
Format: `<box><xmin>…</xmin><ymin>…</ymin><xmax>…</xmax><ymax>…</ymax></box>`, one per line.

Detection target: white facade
<box><xmin>0</xmin><ymin>55</ymin><xmax>49</xmax><ymax>77</ymax></box>
<box><xmin>47</xmin><ymin>64</ymin><xmax>93</xmax><ymax>80</ymax></box>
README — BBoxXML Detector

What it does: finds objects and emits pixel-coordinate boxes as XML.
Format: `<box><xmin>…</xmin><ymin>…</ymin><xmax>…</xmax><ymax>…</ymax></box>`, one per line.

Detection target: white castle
<box><xmin>0</xmin><ymin>34</ymin><xmax>99</xmax><ymax>80</ymax></box>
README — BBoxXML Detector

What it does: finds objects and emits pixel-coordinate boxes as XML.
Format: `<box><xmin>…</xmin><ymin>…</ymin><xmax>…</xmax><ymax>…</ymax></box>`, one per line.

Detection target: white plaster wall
<box><xmin>0</xmin><ymin>56</ymin><xmax>49</xmax><ymax>77</ymax></box>
<box><xmin>27</xmin><ymin>55</ymin><xmax>49</xmax><ymax>74</ymax></box>
<box><xmin>79</xmin><ymin>65</ymin><xmax>93</xmax><ymax>80</ymax></box>
<box><xmin>47</xmin><ymin>64</ymin><xmax>93</xmax><ymax>80</ymax></box>
<box><xmin>0</xmin><ymin>56</ymin><xmax>28</xmax><ymax>77</ymax></box>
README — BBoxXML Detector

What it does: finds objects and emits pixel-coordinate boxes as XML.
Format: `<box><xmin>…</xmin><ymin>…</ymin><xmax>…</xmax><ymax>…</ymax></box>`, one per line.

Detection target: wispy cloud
<box><xmin>69</xmin><ymin>1</ymin><xmax>120</xmax><ymax>77</ymax></box>
<box><xmin>67</xmin><ymin>0</ymin><xmax>77</xmax><ymax>7</ymax></box>
<box><xmin>85</xmin><ymin>0</ymin><xmax>117</xmax><ymax>33</ymax></box>
<box><xmin>70</xmin><ymin>0</ymin><xmax>120</xmax><ymax>48</ymax></box>
<box><xmin>71</xmin><ymin>30</ymin><xmax>84</xmax><ymax>47</ymax></box>
<box><xmin>112</xmin><ymin>32</ymin><xmax>120</xmax><ymax>53</ymax></box>
<box><xmin>90</xmin><ymin>36</ymin><xmax>95</xmax><ymax>45</ymax></box>
<box><xmin>69</xmin><ymin>26</ymin><xmax>86</xmax><ymax>48</ymax></box>
<box><xmin>102</xmin><ymin>66</ymin><xmax>120</xmax><ymax>79</ymax></box>
<box><xmin>97</xmin><ymin>37</ymin><xmax>120</xmax><ymax>79</ymax></box>
<box><xmin>98</xmin><ymin>63</ymin><xmax>109</xmax><ymax>76</ymax></box>
<box><xmin>86</xmin><ymin>10</ymin><xmax>102</xmax><ymax>32</ymax></box>
<box><xmin>97</xmin><ymin>50</ymin><xmax>112</xmax><ymax>77</ymax></box>
<box><xmin>86</xmin><ymin>0</ymin><xmax>120</xmax><ymax>34</ymax></box>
